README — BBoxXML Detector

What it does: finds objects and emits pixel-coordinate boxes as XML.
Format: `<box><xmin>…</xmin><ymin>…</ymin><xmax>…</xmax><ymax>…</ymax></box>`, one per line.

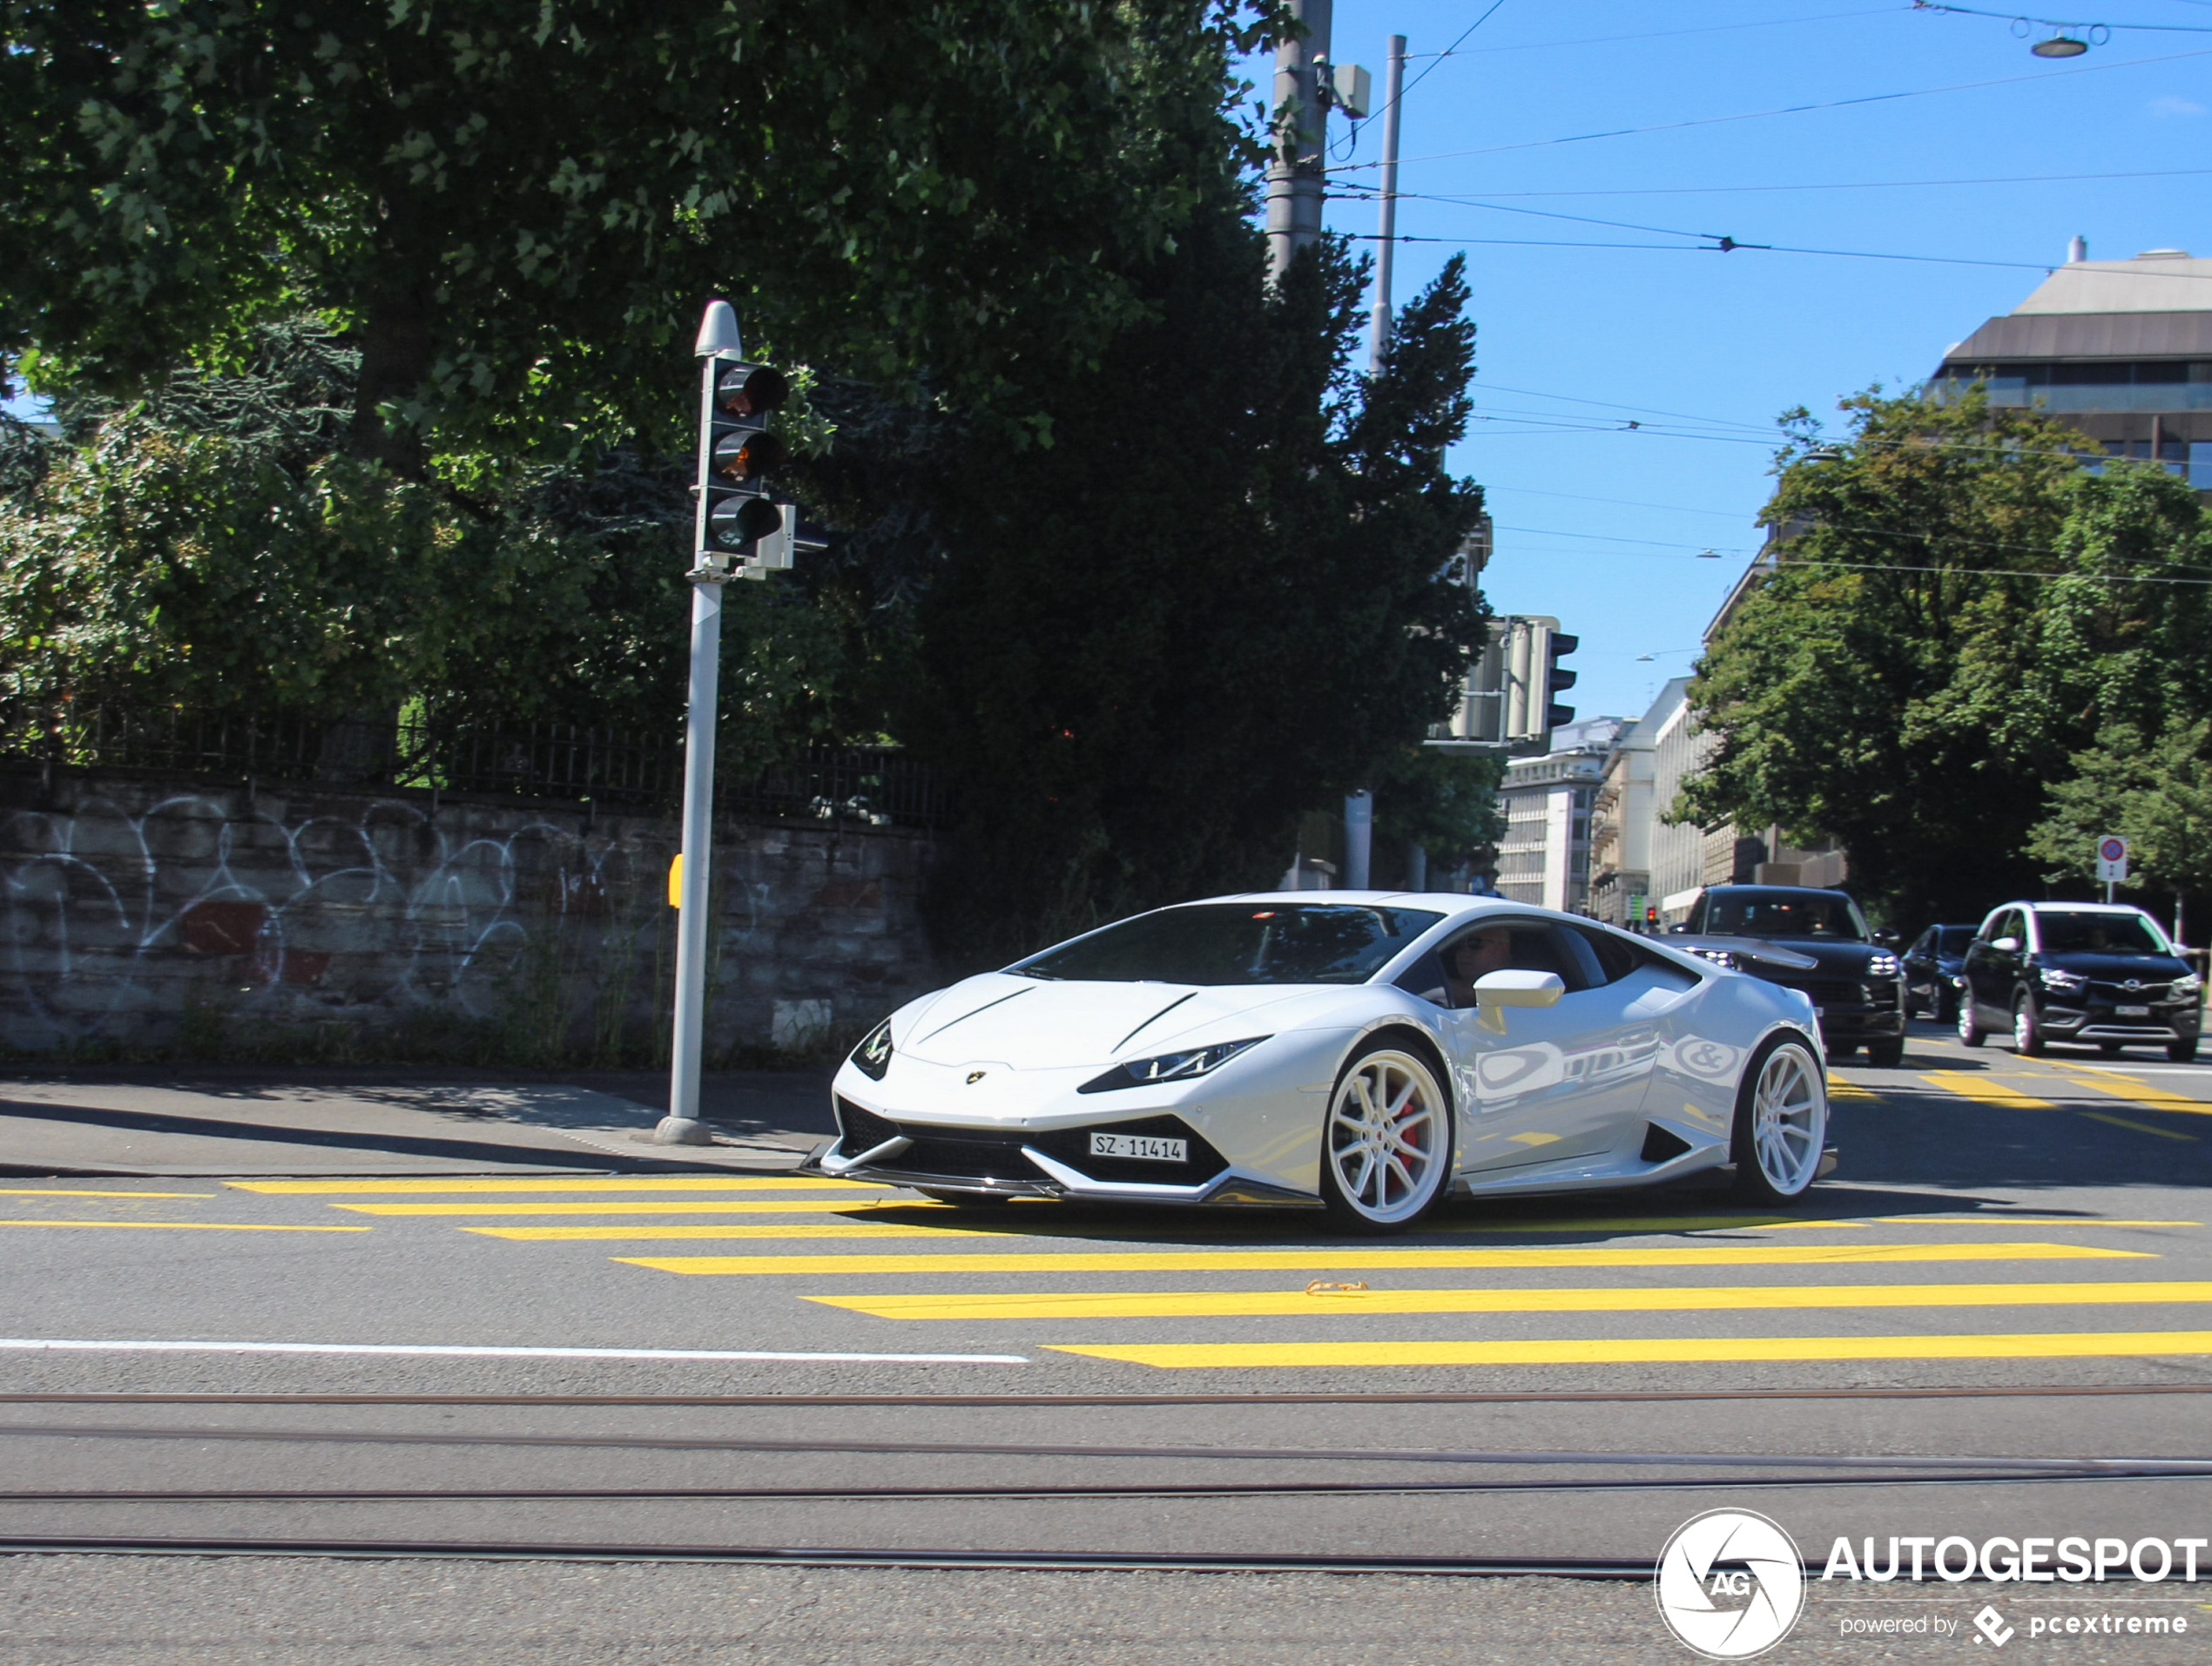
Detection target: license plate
<box><xmin>2116</xmin><ymin>1004</ymin><xmax>2152</xmax><ymax>1017</ymax></box>
<box><xmin>1089</xmin><ymin>1131</ymin><xmax>1186</xmax><ymax>1164</ymax></box>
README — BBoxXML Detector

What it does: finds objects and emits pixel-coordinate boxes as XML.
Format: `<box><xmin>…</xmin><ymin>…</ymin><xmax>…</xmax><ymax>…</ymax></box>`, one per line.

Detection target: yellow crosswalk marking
<box><xmin>473</xmin><ymin>1223</ymin><xmax>1005</xmax><ymax>1241</ymax></box>
<box><xmin>813</xmin><ymin>1279</ymin><xmax>2212</xmax><ymax>1321</ymax></box>
<box><xmin>2081</xmin><ymin>1112</ymin><xmax>2197</xmax><ymax>1143</ymax></box>
<box><xmin>1919</xmin><ymin>1072</ymin><xmax>2056</xmax><ymax>1110</ymax></box>
<box><xmin>0</xmin><ymin>1220</ymin><xmax>368</xmax><ymax>1232</ymax></box>
<box><xmin>1826</xmin><ymin>1080</ymin><xmax>1878</xmax><ymax>1099</ymax></box>
<box><xmin>2050</xmin><ymin>1069</ymin><xmax>2212</xmax><ymax>1119</ymax></box>
<box><xmin>1862</xmin><ymin>1217</ymin><xmax>2198</xmax><ymax>1228</ymax></box>
<box><xmin>0</xmin><ymin>1190</ymin><xmax>213</xmax><ymax>1198</ymax></box>
<box><xmin>337</xmin><ymin>1199</ymin><xmax>948</xmax><ymax>1217</ymax></box>
<box><xmin>1046</xmin><ymin>1332</ymin><xmax>2212</xmax><ymax>1368</ymax></box>
<box><xmin>617</xmin><ymin>1241</ymin><xmax>2146</xmax><ymax>1276</ymax></box>
<box><xmin>229</xmin><ymin>1177</ymin><xmax>888</xmax><ymax>1195</ymax></box>
<box><xmin>462</xmin><ymin>1213</ymin><xmax>1892</xmax><ymax>1239</ymax></box>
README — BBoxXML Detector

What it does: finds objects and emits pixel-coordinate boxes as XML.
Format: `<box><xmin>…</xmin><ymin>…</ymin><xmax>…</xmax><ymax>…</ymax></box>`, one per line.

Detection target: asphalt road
<box><xmin>4</xmin><ymin>1018</ymin><xmax>2211</xmax><ymax>1663</ymax></box>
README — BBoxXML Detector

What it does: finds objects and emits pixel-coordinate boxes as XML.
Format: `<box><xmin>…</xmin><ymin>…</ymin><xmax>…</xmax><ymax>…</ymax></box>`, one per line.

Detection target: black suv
<box><xmin>1958</xmin><ymin>902</ymin><xmax>2202</xmax><ymax>1061</ymax></box>
<box><xmin>1903</xmin><ymin>924</ymin><xmax>1979</xmax><ymax>1022</ymax></box>
<box><xmin>1669</xmin><ymin>884</ymin><xmax>1907</xmax><ymax>1067</ymax></box>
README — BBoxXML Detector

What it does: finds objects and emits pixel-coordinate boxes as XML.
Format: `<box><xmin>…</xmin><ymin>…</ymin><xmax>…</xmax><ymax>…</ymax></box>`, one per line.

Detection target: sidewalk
<box><xmin>0</xmin><ymin>1064</ymin><xmax>837</xmax><ymax>1177</ymax></box>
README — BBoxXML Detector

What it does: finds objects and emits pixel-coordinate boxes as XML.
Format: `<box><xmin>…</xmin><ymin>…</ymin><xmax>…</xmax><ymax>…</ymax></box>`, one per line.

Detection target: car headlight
<box><xmin>1866</xmin><ymin>953</ymin><xmax>1901</xmax><ymax>978</ymax></box>
<box><xmin>850</xmin><ymin>1020</ymin><xmax>893</xmax><ymax>1081</ymax></box>
<box><xmin>1079</xmin><ymin>1036</ymin><xmax>1270</xmax><ymax>1095</ymax></box>
<box><xmin>1689</xmin><ymin>948</ymin><xmax>1737</xmax><ymax>969</ymax></box>
<box><xmin>2173</xmin><ymin>975</ymin><xmax>2203</xmax><ymax>1001</ymax></box>
<box><xmin>2039</xmin><ymin>968</ymin><xmax>2087</xmax><ymax>995</ymax></box>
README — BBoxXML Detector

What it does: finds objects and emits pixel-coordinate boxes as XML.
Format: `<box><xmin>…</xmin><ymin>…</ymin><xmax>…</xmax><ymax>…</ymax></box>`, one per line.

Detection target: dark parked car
<box><xmin>1903</xmin><ymin>924</ymin><xmax>1979</xmax><ymax>1022</ymax></box>
<box><xmin>1958</xmin><ymin>902</ymin><xmax>2202</xmax><ymax>1061</ymax></box>
<box><xmin>1670</xmin><ymin>885</ymin><xmax>1906</xmax><ymax>1067</ymax></box>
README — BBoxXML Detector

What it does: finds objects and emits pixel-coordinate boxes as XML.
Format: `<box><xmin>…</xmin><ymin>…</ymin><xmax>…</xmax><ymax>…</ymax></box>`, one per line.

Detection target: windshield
<box><xmin>1010</xmin><ymin>903</ymin><xmax>1444</xmax><ymax>986</ymax></box>
<box><xmin>2036</xmin><ymin>911</ymin><xmax>2174</xmax><ymax>956</ymax></box>
<box><xmin>1700</xmin><ymin>890</ymin><xmax>1869</xmax><ymax>941</ymax></box>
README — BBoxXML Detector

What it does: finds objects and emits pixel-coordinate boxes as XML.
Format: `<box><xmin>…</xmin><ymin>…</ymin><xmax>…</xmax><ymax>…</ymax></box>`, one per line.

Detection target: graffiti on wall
<box><xmin>0</xmin><ymin>790</ymin><xmax>676</xmax><ymax>1050</ymax></box>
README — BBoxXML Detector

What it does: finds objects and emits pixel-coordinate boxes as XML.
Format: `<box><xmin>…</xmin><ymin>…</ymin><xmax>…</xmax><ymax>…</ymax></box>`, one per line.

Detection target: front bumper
<box><xmin>2035</xmin><ymin>1002</ymin><xmax>2200</xmax><ymax>1043</ymax></box>
<box><xmin>812</xmin><ymin>1096</ymin><xmax>1321</xmax><ymax>1208</ymax></box>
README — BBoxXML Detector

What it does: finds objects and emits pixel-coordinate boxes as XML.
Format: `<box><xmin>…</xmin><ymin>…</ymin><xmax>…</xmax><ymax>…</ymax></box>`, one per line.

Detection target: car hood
<box><xmin>2036</xmin><ymin>950</ymin><xmax>2192</xmax><ymax>980</ymax></box>
<box><xmin>894</xmin><ymin>975</ymin><xmax>1315</xmax><ymax>1069</ymax></box>
<box><xmin>1675</xmin><ymin>935</ymin><xmax>1885</xmax><ymax>975</ymax></box>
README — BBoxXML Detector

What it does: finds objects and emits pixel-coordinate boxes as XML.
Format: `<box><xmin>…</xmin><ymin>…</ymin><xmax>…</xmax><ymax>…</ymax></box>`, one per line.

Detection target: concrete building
<box><xmin>1934</xmin><ymin>243</ymin><xmax>2212</xmax><ymax>492</ymax></box>
<box><xmin>1588</xmin><ymin>681</ymin><xmax>1676</xmax><ymax>928</ymax></box>
<box><xmin>1494</xmin><ymin>716</ymin><xmax>1623</xmax><ymax>914</ymax></box>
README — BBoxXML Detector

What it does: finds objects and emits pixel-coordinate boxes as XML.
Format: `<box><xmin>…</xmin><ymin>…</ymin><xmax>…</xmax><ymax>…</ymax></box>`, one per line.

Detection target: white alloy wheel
<box><xmin>1733</xmin><ymin>1039</ymin><xmax>1826</xmax><ymax>1202</ymax></box>
<box><xmin>1321</xmin><ymin>1044</ymin><xmax>1452</xmax><ymax>1231</ymax></box>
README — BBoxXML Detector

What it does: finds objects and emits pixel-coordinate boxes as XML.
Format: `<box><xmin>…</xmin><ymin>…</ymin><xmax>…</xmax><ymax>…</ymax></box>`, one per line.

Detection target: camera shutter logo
<box><xmin>1655</xmin><ymin>1509</ymin><xmax>1805</xmax><ymax>1659</ymax></box>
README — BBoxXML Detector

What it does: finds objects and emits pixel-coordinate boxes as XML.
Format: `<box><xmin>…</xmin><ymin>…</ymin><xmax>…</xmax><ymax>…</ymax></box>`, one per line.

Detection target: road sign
<box><xmin>2095</xmin><ymin>835</ymin><xmax>2129</xmax><ymax>884</ymax></box>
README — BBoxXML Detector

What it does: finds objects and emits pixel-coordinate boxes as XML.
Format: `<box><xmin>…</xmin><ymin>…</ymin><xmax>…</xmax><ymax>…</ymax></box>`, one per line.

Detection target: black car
<box><xmin>1958</xmin><ymin>902</ymin><xmax>2202</xmax><ymax>1061</ymax></box>
<box><xmin>1903</xmin><ymin>924</ymin><xmax>1979</xmax><ymax>1022</ymax></box>
<box><xmin>1669</xmin><ymin>884</ymin><xmax>1907</xmax><ymax>1067</ymax></box>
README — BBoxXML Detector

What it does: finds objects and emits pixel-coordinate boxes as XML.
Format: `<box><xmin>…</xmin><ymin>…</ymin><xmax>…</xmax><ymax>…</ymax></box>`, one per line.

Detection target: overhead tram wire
<box><xmin>1349</xmin><ymin>226</ymin><xmax>2212</xmax><ymax>282</ymax></box>
<box><xmin>1408</xmin><ymin>8</ymin><xmax>1898</xmax><ymax>57</ymax></box>
<box><xmin>1345</xmin><ymin>166</ymin><xmax>2212</xmax><ymax>200</ymax></box>
<box><xmin>1915</xmin><ymin>1</ymin><xmax>2212</xmax><ymax>34</ymax></box>
<box><xmin>1325</xmin><ymin>45</ymin><xmax>2212</xmax><ymax>176</ymax></box>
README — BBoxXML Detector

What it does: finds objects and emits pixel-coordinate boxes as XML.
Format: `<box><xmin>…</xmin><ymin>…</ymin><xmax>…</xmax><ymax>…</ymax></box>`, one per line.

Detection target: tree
<box><xmin>2027</xmin><ymin>718</ymin><xmax>2212</xmax><ymax>942</ymax></box>
<box><xmin>899</xmin><ymin>212</ymin><xmax>1488</xmax><ymax>961</ymax></box>
<box><xmin>2</xmin><ymin>0</ymin><xmax>1274</xmax><ymax>469</ymax></box>
<box><xmin>1683</xmin><ymin>386</ymin><xmax>2212</xmax><ymax>924</ymax></box>
<box><xmin>0</xmin><ymin>318</ymin><xmax>846</xmax><ymax>775</ymax></box>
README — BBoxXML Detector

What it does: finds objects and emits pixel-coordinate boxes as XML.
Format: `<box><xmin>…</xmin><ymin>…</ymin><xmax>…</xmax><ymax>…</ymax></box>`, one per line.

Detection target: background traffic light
<box><xmin>1545</xmin><ymin>631</ymin><xmax>1579</xmax><ymax>732</ymax></box>
<box><xmin>697</xmin><ymin>356</ymin><xmax>791</xmax><ymax>565</ymax></box>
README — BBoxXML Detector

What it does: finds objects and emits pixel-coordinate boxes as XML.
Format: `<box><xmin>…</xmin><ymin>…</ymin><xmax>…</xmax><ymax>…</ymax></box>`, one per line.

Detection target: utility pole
<box><xmin>1344</xmin><ymin>29</ymin><xmax>1403</xmax><ymax>889</ymax></box>
<box><xmin>1265</xmin><ymin>0</ymin><xmax>1333</xmax><ymax>284</ymax></box>
<box><xmin>651</xmin><ymin>300</ymin><xmax>745</xmax><ymax>1145</ymax></box>
<box><xmin>1366</xmin><ymin>33</ymin><xmax>1406</xmax><ymax>374</ymax></box>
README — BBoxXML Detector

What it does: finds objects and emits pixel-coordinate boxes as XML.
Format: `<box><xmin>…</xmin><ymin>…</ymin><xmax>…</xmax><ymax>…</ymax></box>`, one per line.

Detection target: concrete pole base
<box><xmin>649</xmin><ymin>1115</ymin><xmax>715</xmax><ymax>1146</ymax></box>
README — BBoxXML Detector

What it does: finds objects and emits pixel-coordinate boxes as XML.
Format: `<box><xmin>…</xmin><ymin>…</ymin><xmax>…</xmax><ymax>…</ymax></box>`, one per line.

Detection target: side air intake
<box><xmin>1639</xmin><ymin>1122</ymin><xmax>1694</xmax><ymax>1164</ymax></box>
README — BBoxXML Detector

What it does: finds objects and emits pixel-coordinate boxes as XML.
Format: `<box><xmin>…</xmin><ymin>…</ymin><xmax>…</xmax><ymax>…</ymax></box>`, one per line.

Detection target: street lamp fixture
<box><xmin>2031</xmin><ymin>33</ymin><xmax>2087</xmax><ymax>56</ymax></box>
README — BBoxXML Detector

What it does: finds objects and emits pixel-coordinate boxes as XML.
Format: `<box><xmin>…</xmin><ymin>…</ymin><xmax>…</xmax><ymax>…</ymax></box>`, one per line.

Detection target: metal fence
<box><xmin>0</xmin><ymin>700</ymin><xmax>948</xmax><ymax>830</ymax></box>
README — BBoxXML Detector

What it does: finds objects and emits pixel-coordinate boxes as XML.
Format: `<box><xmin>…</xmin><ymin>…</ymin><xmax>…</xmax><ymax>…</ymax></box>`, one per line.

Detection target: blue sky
<box><xmin>1252</xmin><ymin>0</ymin><xmax>2211</xmax><ymax>721</ymax></box>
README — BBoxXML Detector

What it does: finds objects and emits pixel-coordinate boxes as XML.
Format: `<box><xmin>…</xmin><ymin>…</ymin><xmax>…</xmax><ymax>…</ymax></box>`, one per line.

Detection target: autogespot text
<box><xmin>1821</xmin><ymin>1535</ymin><xmax>2207</xmax><ymax>1584</ymax></box>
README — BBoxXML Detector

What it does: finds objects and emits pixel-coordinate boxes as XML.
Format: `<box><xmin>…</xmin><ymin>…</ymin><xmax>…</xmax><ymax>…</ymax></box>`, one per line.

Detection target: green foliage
<box><xmin>1684</xmin><ymin>386</ymin><xmax>2212</xmax><ymax>922</ymax></box>
<box><xmin>2027</xmin><ymin>718</ymin><xmax>2212</xmax><ymax>906</ymax></box>
<box><xmin>0</xmin><ymin>319</ymin><xmax>845</xmax><ymax>771</ymax></box>
<box><xmin>2</xmin><ymin>0</ymin><xmax>1277</xmax><ymax>468</ymax></box>
<box><xmin>1371</xmin><ymin>745</ymin><xmax>1507</xmax><ymax>873</ymax></box>
<box><xmin>904</xmin><ymin>217</ymin><xmax>1489</xmax><ymax>963</ymax></box>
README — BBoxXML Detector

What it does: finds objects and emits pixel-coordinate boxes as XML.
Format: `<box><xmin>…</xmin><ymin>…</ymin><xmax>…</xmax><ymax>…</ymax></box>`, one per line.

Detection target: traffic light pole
<box><xmin>653</xmin><ymin>308</ymin><xmax>743</xmax><ymax>1147</ymax></box>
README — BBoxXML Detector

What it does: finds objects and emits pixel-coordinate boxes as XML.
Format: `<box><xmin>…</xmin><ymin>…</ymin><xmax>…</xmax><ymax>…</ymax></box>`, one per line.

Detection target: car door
<box><xmin>1904</xmin><ymin>928</ymin><xmax>1936</xmax><ymax>1012</ymax></box>
<box><xmin>1408</xmin><ymin>918</ymin><xmax>1661</xmax><ymax>1174</ymax></box>
<box><xmin>1967</xmin><ymin>909</ymin><xmax>2020</xmax><ymax>1022</ymax></box>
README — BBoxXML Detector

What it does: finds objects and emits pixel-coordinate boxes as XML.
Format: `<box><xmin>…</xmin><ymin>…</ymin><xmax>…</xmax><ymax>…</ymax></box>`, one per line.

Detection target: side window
<box><xmin>1568</xmin><ymin>924</ymin><xmax>1638</xmax><ymax>987</ymax></box>
<box><xmin>1401</xmin><ymin>920</ymin><xmax>1595</xmax><ymax>1008</ymax></box>
<box><xmin>1394</xmin><ymin>950</ymin><xmax>1448</xmax><ymax>1007</ymax></box>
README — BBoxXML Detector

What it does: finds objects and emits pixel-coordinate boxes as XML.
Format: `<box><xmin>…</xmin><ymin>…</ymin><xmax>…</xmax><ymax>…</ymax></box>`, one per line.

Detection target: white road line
<box><xmin>0</xmin><ymin>1339</ymin><xmax>1027</xmax><ymax>1365</ymax></box>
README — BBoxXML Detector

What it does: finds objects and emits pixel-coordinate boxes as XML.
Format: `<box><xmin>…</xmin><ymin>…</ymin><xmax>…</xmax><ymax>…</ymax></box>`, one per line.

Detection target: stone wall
<box><xmin>0</xmin><ymin>766</ymin><xmax>944</xmax><ymax>1060</ymax></box>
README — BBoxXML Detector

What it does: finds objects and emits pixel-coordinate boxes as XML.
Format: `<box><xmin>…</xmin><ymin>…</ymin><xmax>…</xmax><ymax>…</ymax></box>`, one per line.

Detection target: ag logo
<box><xmin>1655</xmin><ymin>1508</ymin><xmax>1804</xmax><ymax>1659</ymax></box>
<box><xmin>966</xmin><ymin>1070</ymin><xmax>988</xmax><ymax>1085</ymax></box>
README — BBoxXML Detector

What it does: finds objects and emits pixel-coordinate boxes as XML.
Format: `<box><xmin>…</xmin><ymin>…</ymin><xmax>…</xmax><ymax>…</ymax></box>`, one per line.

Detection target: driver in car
<box><xmin>1440</xmin><ymin>927</ymin><xmax>1512</xmax><ymax>1008</ymax></box>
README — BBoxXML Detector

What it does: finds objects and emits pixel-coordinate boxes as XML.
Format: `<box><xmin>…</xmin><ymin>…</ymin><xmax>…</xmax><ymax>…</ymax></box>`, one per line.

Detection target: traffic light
<box><xmin>1545</xmin><ymin>631</ymin><xmax>1579</xmax><ymax>732</ymax></box>
<box><xmin>699</xmin><ymin>360</ymin><xmax>790</xmax><ymax>563</ymax></box>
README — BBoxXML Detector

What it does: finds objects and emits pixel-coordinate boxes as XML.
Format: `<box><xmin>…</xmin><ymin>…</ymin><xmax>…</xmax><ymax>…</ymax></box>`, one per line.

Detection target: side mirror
<box><xmin>1993</xmin><ymin>935</ymin><xmax>2020</xmax><ymax>954</ymax></box>
<box><xmin>1474</xmin><ymin>970</ymin><xmax>1565</xmax><ymax>1008</ymax></box>
<box><xmin>1873</xmin><ymin>927</ymin><xmax>1901</xmax><ymax>948</ymax></box>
